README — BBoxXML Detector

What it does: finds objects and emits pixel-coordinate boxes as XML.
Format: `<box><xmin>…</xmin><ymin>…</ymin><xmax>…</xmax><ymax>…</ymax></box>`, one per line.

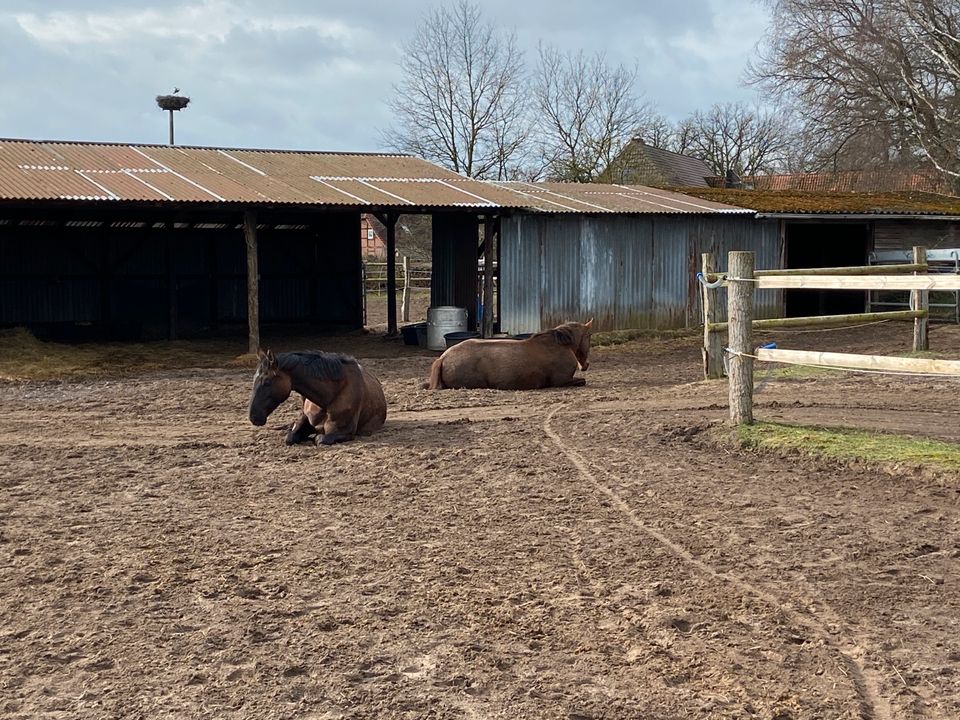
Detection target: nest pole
<box><xmin>168</xmin><ymin>109</ymin><xmax>175</xmax><ymax>145</ymax></box>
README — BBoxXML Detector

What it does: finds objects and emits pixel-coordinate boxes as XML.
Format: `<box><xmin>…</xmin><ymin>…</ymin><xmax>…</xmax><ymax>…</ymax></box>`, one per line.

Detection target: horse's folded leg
<box><xmin>314</xmin><ymin>428</ymin><xmax>355</xmax><ymax>446</ymax></box>
<box><xmin>562</xmin><ymin>377</ymin><xmax>587</xmax><ymax>387</ymax></box>
<box><xmin>286</xmin><ymin>414</ymin><xmax>318</xmax><ymax>445</ymax></box>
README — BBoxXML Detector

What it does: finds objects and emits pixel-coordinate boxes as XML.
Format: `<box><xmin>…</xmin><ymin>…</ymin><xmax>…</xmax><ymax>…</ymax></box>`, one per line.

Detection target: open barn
<box><xmin>0</xmin><ymin>138</ymin><xmax>531</xmax><ymax>343</ymax></box>
<box><xmin>682</xmin><ymin>188</ymin><xmax>960</xmax><ymax>319</ymax></box>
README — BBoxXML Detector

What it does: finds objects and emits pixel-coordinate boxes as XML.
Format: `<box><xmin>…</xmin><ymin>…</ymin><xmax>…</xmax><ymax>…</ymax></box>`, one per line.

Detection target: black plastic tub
<box><xmin>444</xmin><ymin>330</ymin><xmax>481</xmax><ymax>348</ymax></box>
<box><xmin>512</xmin><ymin>333</ymin><xmax>533</xmax><ymax>340</ymax></box>
<box><xmin>401</xmin><ymin>322</ymin><xmax>427</xmax><ymax>346</ymax></box>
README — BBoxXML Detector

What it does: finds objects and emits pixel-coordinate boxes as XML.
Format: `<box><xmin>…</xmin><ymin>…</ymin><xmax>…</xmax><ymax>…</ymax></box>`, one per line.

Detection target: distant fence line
<box><xmin>363</xmin><ymin>260</ymin><xmax>432</xmax><ymax>293</ymax></box>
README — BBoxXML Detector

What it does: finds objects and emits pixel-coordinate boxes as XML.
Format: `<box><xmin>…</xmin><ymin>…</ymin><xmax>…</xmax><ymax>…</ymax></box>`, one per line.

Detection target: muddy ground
<box><xmin>1</xmin><ymin>323</ymin><xmax>958</xmax><ymax>719</ymax></box>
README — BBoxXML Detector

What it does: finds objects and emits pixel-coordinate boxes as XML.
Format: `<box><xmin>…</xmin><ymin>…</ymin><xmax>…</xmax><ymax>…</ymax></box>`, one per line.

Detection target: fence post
<box><xmin>401</xmin><ymin>255</ymin><xmax>410</xmax><ymax>323</ymax></box>
<box><xmin>912</xmin><ymin>245</ymin><xmax>929</xmax><ymax>352</ymax></box>
<box><xmin>702</xmin><ymin>252</ymin><xmax>724</xmax><ymax>379</ymax></box>
<box><xmin>727</xmin><ymin>251</ymin><xmax>755</xmax><ymax>425</ymax></box>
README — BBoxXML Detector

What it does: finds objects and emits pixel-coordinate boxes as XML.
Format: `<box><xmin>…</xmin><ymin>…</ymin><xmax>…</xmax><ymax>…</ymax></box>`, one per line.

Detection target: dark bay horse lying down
<box><xmin>248</xmin><ymin>348</ymin><xmax>386</xmax><ymax>445</ymax></box>
<box><xmin>424</xmin><ymin>320</ymin><xmax>593</xmax><ymax>390</ymax></box>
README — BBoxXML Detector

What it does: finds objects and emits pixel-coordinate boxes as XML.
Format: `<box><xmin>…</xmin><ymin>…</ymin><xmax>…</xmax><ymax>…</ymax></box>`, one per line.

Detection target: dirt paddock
<box><xmin>1</xmin><ymin>323</ymin><xmax>958</xmax><ymax>719</ymax></box>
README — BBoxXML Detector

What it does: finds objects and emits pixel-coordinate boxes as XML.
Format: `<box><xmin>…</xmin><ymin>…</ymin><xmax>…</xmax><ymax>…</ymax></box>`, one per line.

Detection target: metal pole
<box><xmin>168</xmin><ymin>109</ymin><xmax>175</xmax><ymax>145</ymax></box>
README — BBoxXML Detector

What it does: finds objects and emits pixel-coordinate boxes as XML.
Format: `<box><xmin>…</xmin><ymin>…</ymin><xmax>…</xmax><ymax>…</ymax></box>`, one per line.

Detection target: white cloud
<box><xmin>13</xmin><ymin>0</ymin><xmax>362</xmax><ymax>47</ymax></box>
<box><xmin>0</xmin><ymin>0</ymin><xmax>773</xmax><ymax>152</ymax></box>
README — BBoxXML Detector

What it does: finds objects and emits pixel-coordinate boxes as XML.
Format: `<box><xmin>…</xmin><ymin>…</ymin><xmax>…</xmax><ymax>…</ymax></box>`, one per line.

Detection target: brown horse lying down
<box><xmin>248</xmin><ymin>348</ymin><xmax>386</xmax><ymax>445</ymax></box>
<box><xmin>424</xmin><ymin>319</ymin><xmax>593</xmax><ymax>390</ymax></box>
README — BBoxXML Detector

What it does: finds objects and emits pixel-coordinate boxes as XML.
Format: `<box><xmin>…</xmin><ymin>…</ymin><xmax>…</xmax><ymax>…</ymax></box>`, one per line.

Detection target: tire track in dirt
<box><xmin>541</xmin><ymin>402</ymin><xmax>893</xmax><ymax>720</ymax></box>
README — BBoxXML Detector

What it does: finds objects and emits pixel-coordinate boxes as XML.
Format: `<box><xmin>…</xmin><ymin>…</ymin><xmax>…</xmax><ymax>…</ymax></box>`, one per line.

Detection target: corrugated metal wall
<box><xmin>500</xmin><ymin>213</ymin><xmax>781</xmax><ymax>333</ymax></box>
<box><xmin>432</xmin><ymin>213</ymin><xmax>480</xmax><ymax>330</ymax></box>
<box><xmin>0</xmin><ymin>212</ymin><xmax>362</xmax><ymax>340</ymax></box>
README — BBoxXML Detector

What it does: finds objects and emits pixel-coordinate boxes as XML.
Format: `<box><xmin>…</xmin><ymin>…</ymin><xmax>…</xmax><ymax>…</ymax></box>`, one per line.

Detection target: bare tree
<box><xmin>635</xmin><ymin>113</ymin><xmax>675</xmax><ymax>149</ymax></box>
<box><xmin>532</xmin><ymin>45</ymin><xmax>652</xmax><ymax>182</ymax></box>
<box><xmin>680</xmin><ymin>102</ymin><xmax>792</xmax><ymax>176</ymax></box>
<box><xmin>382</xmin><ymin>1</ymin><xmax>528</xmax><ymax>179</ymax></box>
<box><xmin>750</xmin><ymin>0</ymin><xmax>960</xmax><ymax>179</ymax></box>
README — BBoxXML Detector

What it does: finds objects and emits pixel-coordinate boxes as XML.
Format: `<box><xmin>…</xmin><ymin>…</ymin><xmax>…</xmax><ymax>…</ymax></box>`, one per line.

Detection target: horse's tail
<box><xmin>423</xmin><ymin>356</ymin><xmax>444</xmax><ymax>390</ymax></box>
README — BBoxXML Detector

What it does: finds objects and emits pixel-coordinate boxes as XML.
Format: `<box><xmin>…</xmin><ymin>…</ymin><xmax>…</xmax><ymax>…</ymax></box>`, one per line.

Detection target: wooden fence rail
<box><xmin>700</xmin><ymin>247</ymin><xmax>960</xmax><ymax>424</ymax></box>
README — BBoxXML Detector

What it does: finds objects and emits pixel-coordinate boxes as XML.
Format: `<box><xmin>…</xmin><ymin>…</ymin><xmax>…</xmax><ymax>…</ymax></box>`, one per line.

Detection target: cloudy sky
<box><xmin>0</xmin><ymin>0</ymin><xmax>771</xmax><ymax>152</ymax></box>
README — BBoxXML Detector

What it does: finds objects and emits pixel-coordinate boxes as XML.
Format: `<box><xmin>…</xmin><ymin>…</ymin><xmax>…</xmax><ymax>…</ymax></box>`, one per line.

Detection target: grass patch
<box><xmin>734</xmin><ymin>421</ymin><xmax>960</xmax><ymax>472</ymax></box>
<box><xmin>763</xmin><ymin>364</ymin><xmax>841</xmax><ymax>380</ymax></box>
<box><xmin>0</xmin><ymin>327</ymin><xmax>251</xmax><ymax>382</ymax></box>
<box><xmin>592</xmin><ymin>327</ymin><xmax>698</xmax><ymax>347</ymax></box>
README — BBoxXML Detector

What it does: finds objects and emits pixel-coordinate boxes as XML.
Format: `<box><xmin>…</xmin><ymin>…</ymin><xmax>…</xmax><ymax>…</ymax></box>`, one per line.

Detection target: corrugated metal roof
<box><xmin>0</xmin><ymin>138</ymin><xmax>528</xmax><ymax>209</ymax></box>
<box><xmin>677</xmin><ymin>188</ymin><xmax>960</xmax><ymax>216</ymax></box>
<box><xmin>493</xmin><ymin>181</ymin><xmax>751</xmax><ymax>214</ymax></box>
<box><xmin>0</xmin><ymin>138</ymin><xmax>751</xmax><ymax>215</ymax></box>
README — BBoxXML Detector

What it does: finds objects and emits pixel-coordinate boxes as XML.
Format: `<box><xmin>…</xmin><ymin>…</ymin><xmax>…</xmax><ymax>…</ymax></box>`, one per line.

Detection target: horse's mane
<box><xmin>533</xmin><ymin>323</ymin><xmax>578</xmax><ymax>346</ymax></box>
<box><xmin>276</xmin><ymin>351</ymin><xmax>357</xmax><ymax>380</ymax></box>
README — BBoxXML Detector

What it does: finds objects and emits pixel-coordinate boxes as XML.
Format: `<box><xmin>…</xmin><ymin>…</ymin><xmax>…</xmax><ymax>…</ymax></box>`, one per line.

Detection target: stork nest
<box><xmin>156</xmin><ymin>95</ymin><xmax>190</xmax><ymax>111</ymax></box>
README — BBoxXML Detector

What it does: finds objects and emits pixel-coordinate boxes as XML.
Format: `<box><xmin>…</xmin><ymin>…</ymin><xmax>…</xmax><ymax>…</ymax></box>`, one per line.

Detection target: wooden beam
<box><xmin>385</xmin><ymin>213</ymin><xmax>398</xmax><ymax>335</ymax></box>
<box><xmin>912</xmin><ymin>246</ymin><xmax>929</xmax><ymax>352</ymax></box>
<box><xmin>727</xmin><ymin>251</ymin><xmax>754</xmax><ymax>425</ymax></box>
<box><xmin>244</xmin><ymin>210</ymin><xmax>260</xmax><ymax>355</ymax></box>
<box><xmin>701</xmin><ymin>252</ymin><xmax>724</xmax><ymax>379</ymax></box>
<box><xmin>482</xmin><ymin>217</ymin><xmax>495</xmax><ymax>338</ymax></box>
<box><xmin>753</xmin><ymin>274</ymin><xmax>960</xmax><ymax>291</ymax></box>
<box><xmin>707</xmin><ymin>309</ymin><xmax>926</xmax><ymax>333</ymax></box>
<box><xmin>756</xmin><ymin>347</ymin><xmax>960</xmax><ymax>375</ymax></box>
<box><xmin>706</xmin><ymin>263</ymin><xmax>927</xmax><ymax>282</ymax></box>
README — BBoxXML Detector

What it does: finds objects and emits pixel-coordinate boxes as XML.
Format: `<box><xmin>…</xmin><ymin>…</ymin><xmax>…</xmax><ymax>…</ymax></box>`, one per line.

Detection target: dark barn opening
<box><xmin>784</xmin><ymin>221</ymin><xmax>870</xmax><ymax>317</ymax></box>
<box><xmin>0</xmin><ymin>210</ymin><xmax>362</xmax><ymax>342</ymax></box>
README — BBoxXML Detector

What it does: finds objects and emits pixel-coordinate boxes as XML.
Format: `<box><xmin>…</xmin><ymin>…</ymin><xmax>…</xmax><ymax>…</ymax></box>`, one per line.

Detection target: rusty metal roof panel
<box><xmin>0</xmin><ymin>139</ymin><xmax>750</xmax><ymax>213</ymax></box>
<box><xmin>0</xmin><ymin>139</ymin><xmax>531</xmax><ymax>208</ymax></box>
<box><xmin>76</xmin><ymin>170</ymin><xmax>169</xmax><ymax>201</ymax></box>
<box><xmin>493</xmin><ymin>181</ymin><xmax>750</xmax><ymax>214</ymax></box>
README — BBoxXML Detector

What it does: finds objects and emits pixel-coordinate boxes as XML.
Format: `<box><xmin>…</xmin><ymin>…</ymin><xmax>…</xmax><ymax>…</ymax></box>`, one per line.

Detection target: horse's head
<box><xmin>554</xmin><ymin>318</ymin><xmax>594</xmax><ymax>371</ymax></box>
<box><xmin>248</xmin><ymin>347</ymin><xmax>292</xmax><ymax>426</ymax></box>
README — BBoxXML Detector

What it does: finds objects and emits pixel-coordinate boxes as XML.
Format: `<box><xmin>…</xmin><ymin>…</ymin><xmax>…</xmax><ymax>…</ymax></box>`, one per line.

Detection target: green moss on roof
<box><xmin>674</xmin><ymin>188</ymin><xmax>960</xmax><ymax>215</ymax></box>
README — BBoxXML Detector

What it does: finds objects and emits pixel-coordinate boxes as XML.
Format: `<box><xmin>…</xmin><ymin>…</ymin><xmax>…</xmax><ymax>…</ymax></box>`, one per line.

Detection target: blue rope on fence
<box><xmin>696</xmin><ymin>271</ymin><xmax>726</xmax><ymax>290</ymax></box>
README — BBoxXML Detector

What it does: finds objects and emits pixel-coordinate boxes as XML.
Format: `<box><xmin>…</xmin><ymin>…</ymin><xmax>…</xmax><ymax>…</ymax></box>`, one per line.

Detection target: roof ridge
<box><xmin>0</xmin><ymin>136</ymin><xmax>411</xmax><ymax>158</ymax></box>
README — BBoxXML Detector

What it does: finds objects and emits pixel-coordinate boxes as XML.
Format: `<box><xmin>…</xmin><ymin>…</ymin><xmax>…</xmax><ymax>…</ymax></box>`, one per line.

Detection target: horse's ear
<box><xmin>265</xmin><ymin>348</ymin><xmax>277</xmax><ymax>368</ymax></box>
<box><xmin>554</xmin><ymin>327</ymin><xmax>574</xmax><ymax>346</ymax></box>
<box><xmin>256</xmin><ymin>347</ymin><xmax>266</xmax><ymax>359</ymax></box>
<box><xmin>585</xmin><ymin>318</ymin><xmax>594</xmax><ymax>329</ymax></box>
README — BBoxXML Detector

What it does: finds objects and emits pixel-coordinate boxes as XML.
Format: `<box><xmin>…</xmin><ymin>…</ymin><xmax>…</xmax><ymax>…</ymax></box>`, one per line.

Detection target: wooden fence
<box><xmin>700</xmin><ymin>248</ymin><xmax>960</xmax><ymax>424</ymax></box>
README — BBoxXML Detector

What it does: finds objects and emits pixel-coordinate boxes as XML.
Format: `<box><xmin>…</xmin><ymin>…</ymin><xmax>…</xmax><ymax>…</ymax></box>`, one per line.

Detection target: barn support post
<box><xmin>727</xmin><ymin>251</ymin><xmax>755</xmax><ymax>425</ymax></box>
<box><xmin>912</xmin><ymin>245</ymin><xmax>929</xmax><ymax>352</ymax></box>
<box><xmin>702</xmin><ymin>252</ymin><xmax>723</xmax><ymax>379</ymax></box>
<box><xmin>482</xmin><ymin>216</ymin><xmax>496</xmax><ymax>338</ymax></box>
<box><xmin>243</xmin><ymin>210</ymin><xmax>260</xmax><ymax>355</ymax></box>
<box><xmin>384</xmin><ymin>213</ymin><xmax>398</xmax><ymax>335</ymax></box>
<box><xmin>494</xmin><ymin>216</ymin><xmax>502</xmax><ymax>333</ymax></box>
<box><xmin>166</xmin><ymin>225</ymin><xmax>177</xmax><ymax>340</ymax></box>
<box><xmin>207</xmin><ymin>235</ymin><xmax>218</xmax><ymax>332</ymax></box>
